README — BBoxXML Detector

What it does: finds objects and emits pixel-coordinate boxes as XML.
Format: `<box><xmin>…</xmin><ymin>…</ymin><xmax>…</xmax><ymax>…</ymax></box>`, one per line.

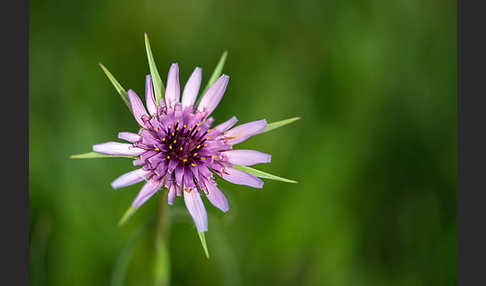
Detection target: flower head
<box><xmin>93</xmin><ymin>64</ymin><xmax>271</xmax><ymax>232</ymax></box>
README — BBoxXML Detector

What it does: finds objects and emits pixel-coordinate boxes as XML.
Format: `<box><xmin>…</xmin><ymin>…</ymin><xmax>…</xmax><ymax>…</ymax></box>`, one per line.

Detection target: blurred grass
<box><xmin>29</xmin><ymin>0</ymin><xmax>456</xmax><ymax>285</ymax></box>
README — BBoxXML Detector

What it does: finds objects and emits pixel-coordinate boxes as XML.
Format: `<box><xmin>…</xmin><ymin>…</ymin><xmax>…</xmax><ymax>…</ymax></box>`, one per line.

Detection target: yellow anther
<box><xmin>153</xmin><ymin>127</ymin><xmax>158</xmax><ymax>131</ymax></box>
<box><xmin>200</xmin><ymin>157</ymin><xmax>206</xmax><ymax>160</ymax></box>
<box><xmin>183</xmin><ymin>125</ymin><xmax>187</xmax><ymax>128</ymax></box>
<box><xmin>179</xmin><ymin>147</ymin><xmax>183</xmax><ymax>151</ymax></box>
<box><xmin>183</xmin><ymin>159</ymin><xmax>188</xmax><ymax>162</ymax></box>
<box><xmin>196</xmin><ymin>145</ymin><xmax>201</xmax><ymax>149</ymax></box>
<box><xmin>173</xmin><ymin>140</ymin><xmax>177</xmax><ymax>143</ymax></box>
<box><xmin>211</xmin><ymin>156</ymin><xmax>217</xmax><ymax>159</ymax></box>
<box><xmin>167</xmin><ymin>155</ymin><xmax>171</xmax><ymax>159</ymax></box>
<box><xmin>208</xmin><ymin>129</ymin><xmax>212</xmax><ymax>132</ymax></box>
<box><xmin>169</xmin><ymin>145</ymin><xmax>172</xmax><ymax>150</ymax></box>
<box><xmin>168</xmin><ymin>124</ymin><xmax>171</xmax><ymax>129</ymax></box>
<box><xmin>154</xmin><ymin>147</ymin><xmax>160</xmax><ymax>151</ymax></box>
<box><xmin>188</xmin><ymin>127</ymin><xmax>192</xmax><ymax>131</ymax></box>
<box><xmin>193</xmin><ymin>153</ymin><xmax>198</xmax><ymax>156</ymax></box>
<box><xmin>162</xmin><ymin>138</ymin><xmax>166</xmax><ymax>141</ymax></box>
<box><xmin>196</xmin><ymin>123</ymin><xmax>200</xmax><ymax>126</ymax></box>
<box><xmin>203</xmin><ymin>144</ymin><xmax>208</xmax><ymax>147</ymax></box>
<box><xmin>191</xmin><ymin>163</ymin><xmax>196</xmax><ymax>167</ymax></box>
<box><xmin>177</xmin><ymin>119</ymin><xmax>179</xmax><ymax>123</ymax></box>
<box><xmin>197</xmin><ymin>128</ymin><xmax>201</xmax><ymax>131</ymax></box>
<box><xmin>171</xmin><ymin>132</ymin><xmax>175</xmax><ymax>136</ymax></box>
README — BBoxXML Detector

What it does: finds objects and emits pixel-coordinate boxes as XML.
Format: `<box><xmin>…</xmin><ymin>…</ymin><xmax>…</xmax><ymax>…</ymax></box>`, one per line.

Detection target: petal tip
<box><xmin>92</xmin><ymin>144</ymin><xmax>101</xmax><ymax>153</ymax></box>
<box><xmin>254</xmin><ymin>177</ymin><xmax>264</xmax><ymax>188</ymax></box>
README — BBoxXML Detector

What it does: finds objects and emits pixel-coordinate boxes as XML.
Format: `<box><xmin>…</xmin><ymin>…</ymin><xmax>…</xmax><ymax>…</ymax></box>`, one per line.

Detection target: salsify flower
<box><xmin>92</xmin><ymin>64</ymin><xmax>272</xmax><ymax>232</ymax></box>
<box><xmin>72</xmin><ymin>36</ymin><xmax>300</xmax><ymax>245</ymax></box>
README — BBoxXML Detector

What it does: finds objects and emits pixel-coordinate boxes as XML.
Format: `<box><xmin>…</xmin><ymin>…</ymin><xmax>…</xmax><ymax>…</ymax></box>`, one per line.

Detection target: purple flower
<box><xmin>93</xmin><ymin>64</ymin><xmax>271</xmax><ymax>232</ymax></box>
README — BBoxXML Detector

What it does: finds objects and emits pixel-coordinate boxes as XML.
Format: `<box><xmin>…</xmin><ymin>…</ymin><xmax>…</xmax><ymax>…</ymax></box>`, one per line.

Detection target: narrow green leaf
<box><xmin>154</xmin><ymin>239</ymin><xmax>170</xmax><ymax>286</ymax></box>
<box><xmin>198</xmin><ymin>232</ymin><xmax>210</xmax><ymax>259</ymax></box>
<box><xmin>111</xmin><ymin>223</ymin><xmax>147</xmax><ymax>286</ymax></box>
<box><xmin>99</xmin><ymin>63</ymin><xmax>130</xmax><ymax>108</ymax></box>
<box><xmin>119</xmin><ymin>206</ymin><xmax>138</xmax><ymax>226</ymax></box>
<box><xmin>202</xmin><ymin>51</ymin><xmax>228</xmax><ymax>95</ymax></box>
<box><xmin>144</xmin><ymin>33</ymin><xmax>165</xmax><ymax>105</ymax></box>
<box><xmin>233</xmin><ymin>165</ymin><xmax>298</xmax><ymax>184</ymax></box>
<box><xmin>262</xmin><ymin>117</ymin><xmax>301</xmax><ymax>133</ymax></box>
<box><xmin>70</xmin><ymin>152</ymin><xmax>134</xmax><ymax>159</ymax></box>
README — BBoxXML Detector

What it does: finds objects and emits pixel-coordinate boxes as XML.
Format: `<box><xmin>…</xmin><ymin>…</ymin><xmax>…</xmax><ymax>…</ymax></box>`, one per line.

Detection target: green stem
<box><xmin>154</xmin><ymin>192</ymin><xmax>170</xmax><ymax>286</ymax></box>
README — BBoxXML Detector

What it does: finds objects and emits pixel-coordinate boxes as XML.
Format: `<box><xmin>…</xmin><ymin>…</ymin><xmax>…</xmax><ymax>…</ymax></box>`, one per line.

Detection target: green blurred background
<box><xmin>29</xmin><ymin>0</ymin><xmax>456</xmax><ymax>285</ymax></box>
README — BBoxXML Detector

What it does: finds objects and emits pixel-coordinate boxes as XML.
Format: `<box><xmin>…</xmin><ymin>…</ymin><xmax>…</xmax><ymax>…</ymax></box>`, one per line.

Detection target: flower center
<box><xmin>157</xmin><ymin>120</ymin><xmax>212</xmax><ymax>164</ymax></box>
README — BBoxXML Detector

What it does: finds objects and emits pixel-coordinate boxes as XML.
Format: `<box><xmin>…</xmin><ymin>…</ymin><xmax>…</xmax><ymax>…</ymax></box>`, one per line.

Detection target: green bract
<box><xmin>99</xmin><ymin>63</ymin><xmax>130</xmax><ymax>108</ymax></box>
<box><xmin>233</xmin><ymin>165</ymin><xmax>297</xmax><ymax>184</ymax></box>
<box><xmin>144</xmin><ymin>33</ymin><xmax>165</xmax><ymax>105</ymax></box>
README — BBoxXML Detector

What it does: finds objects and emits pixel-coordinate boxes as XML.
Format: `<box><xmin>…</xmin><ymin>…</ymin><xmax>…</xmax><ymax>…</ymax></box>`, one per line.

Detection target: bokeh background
<box><xmin>29</xmin><ymin>0</ymin><xmax>456</xmax><ymax>285</ymax></box>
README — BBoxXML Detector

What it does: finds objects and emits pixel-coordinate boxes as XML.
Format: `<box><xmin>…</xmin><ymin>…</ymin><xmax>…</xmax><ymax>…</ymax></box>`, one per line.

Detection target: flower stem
<box><xmin>154</xmin><ymin>191</ymin><xmax>170</xmax><ymax>286</ymax></box>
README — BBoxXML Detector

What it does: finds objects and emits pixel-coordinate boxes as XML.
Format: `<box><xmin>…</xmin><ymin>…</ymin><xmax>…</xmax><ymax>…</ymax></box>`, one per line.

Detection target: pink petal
<box><xmin>190</xmin><ymin>164</ymin><xmax>199</xmax><ymax>182</ymax></box>
<box><xmin>131</xmin><ymin>179</ymin><xmax>163</xmax><ymax>208</ymax></box>
<box><xmin>219</xmin><ymin>167</ymin><xmax>263</xmax><ymax>189</ymax></box>
<box><xmin>198</xmin><ymin>165</ymin><xmax>212</xmax><ymax>178</ymax></box>
<box><xmin>111</xmin><ymin>168</ymin><xmax>151</xmax><ymax>189</ymax></box>
<box><xmin>204</xmin><ymin>117</ymin><xmax>215</xmax><ymax>127</ymax></box>
<box><xmin>164</xmin><ymin>63</ymin><xmax>180</xmax><ymax>109</ymax></box>
<box><xmin>224</xmin><ymin>119</ymin><xmax>267</xmax><ymax>145</ymax></box>
<box><xmin>145</xmin><ymin>75</ymin><xmax>157</xmax><ymax>116</ymax></box>
<box><xmin>197</xmin><ymin>74</ymin><xmax>229</xmax><ymax>117</ymax></box>
<box><xmin>203</xmin><ymin>178</ymin><xmax>229</xmax><ymax>212</ymax></box>
<box><xmin>168</xmin><ymin>184</ymin><xmax>176</xmax><ymax>205</ymax></box>
<box><xmin>214</xmin><ymin>116</ymin><xmax>238</xmax><ymax>133</ymax></box>
<box><xmin>183</xmin><ymin>189</ymin><xmax>208</xmax><ymax>232</ymax></box>
<box><xmin>168</xmin><ymin>157</ymin><xmax>179</xmax><ymax>173</ymax></box>
<box><xmin>184</xmin><ymin>167</ymin><xmax>196</xmax><ymax>189</ymax></box>
<box><xmin>118</xmin><ymin>132</ymin><xmax>141</xmax><ymax>143</ymax></box>
<box><xmin>154</xmin><ymin>160</ymin><xmax>168</xmax><ymax>177</ymax></box>
<box><xmin>175</xmin><ymin>163</ymin><xmax>184</xmax><ymax>186</ymax></box>
<box><xmin>182</xmin><ymin>67</ymin><xmax>202</xmax><ymax>109</ymax></box>
<box><xmin>128</xmin><ymin>90</ymin><xmax>149</xmax><ymax>127</ymax></box>
<box><xmin>146</xmin><ymin>153</ymin><xmax>164</xmax><ymax>168</ymax></box>
<box><xmin>92</xmin><ymin>142</ymin><xmax>145</xmax><ymax>156</ymax></box>
<box><xmin>221</xmin><ymin>150</ymin><xmax>271</xmax><ymax>166</ymax></box>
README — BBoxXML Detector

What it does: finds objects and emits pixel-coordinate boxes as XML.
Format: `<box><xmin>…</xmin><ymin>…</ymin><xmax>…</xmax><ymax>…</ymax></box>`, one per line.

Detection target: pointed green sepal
<box><xmin>198</xmin><ymin>232</ymin><xmax>210</xmax><ymax>259</ymax></box>
<box><xmin>233</xmin><ymin>165</ymin><xmax>298</xmax><ymax>184</ymax></box>
<box><xmin>70</xmin><ymin>152</ymin><xmax>134</xmax><ymax>159</ymax></box>
<box><xmin>99</xmin><ymin>63</ymin><xmax>130</xmax><ymax>108</ymax></box>
<box><xmin>202</xmin><ymin>51</ymin><xmax>228</xmax><ymax>95</ymax></box>
<box><xmin>262</xmin><ymin>117</ymin><xmax>301</xmax><ymax>133</ymax></box>
<box><xmin>118</xmin><ymin>206</ymin><xmax>138</xmax><ymax>226</ymax></box>
<box><xmin>144</xmin><ymin>33</ymin><xmax>165</xmax><ymax>105</ymax></box>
